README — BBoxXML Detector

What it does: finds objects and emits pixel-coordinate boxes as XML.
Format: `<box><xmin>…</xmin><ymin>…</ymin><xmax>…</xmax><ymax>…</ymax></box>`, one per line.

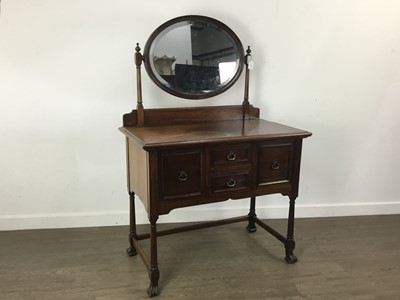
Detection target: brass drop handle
<box><xmin>271</xmin><ymin>161</ymin><xmax>280</xmax><ymax>170</ymax></box>
<box><xmin>178</xmin><ymin>171</ymin><xmax>188</xmax><ymax>182</ymax></box>
<box><xmin>226</xmin><ymin>178</ymin><xmax>236</xmax><ymax>188</ymax></box>
<box><xmin>226</xmin><ymin>151</ymin><xmax>237</xmax><ymax>161</ymax></box>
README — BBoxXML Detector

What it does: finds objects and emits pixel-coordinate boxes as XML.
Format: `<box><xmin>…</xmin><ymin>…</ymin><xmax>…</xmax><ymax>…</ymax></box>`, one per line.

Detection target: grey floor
<box><xmin>0</xmin><ymin>215</ymin><xmax>399</xmax><ymax>300</ymax></box>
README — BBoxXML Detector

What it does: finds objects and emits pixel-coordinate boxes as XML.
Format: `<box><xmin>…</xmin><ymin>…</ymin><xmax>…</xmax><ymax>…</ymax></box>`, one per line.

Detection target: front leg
<box><xmin>147</xmin><ymin>216</ymin><xmax>160</xmax><ymax>297</ymax></box>
<box><xmin>126</xmin><ymin>192</ymin><xmax>137</xmax><ymax>256</ymax></box>
<box><xmin>246</xmin><ymin>196</ymin><xmax>257</xmax><ymax>233</ymax></box>
<box><xmin>284</xmin><ymin>196</ymin><xmax>298</xmax><ymax>264</ymax></box>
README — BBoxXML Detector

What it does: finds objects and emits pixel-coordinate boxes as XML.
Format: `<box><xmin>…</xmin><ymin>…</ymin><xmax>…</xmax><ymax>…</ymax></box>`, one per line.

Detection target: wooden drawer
<box><xmin>211</xmin><ymin>170</ymin><xmax>251</xmax><ymax>193</ymax></box>
<box><xmin>211</xmin><ymin>143</ymin><xmax>251</xmax><ymax>166</ymax></box>
<box><xmin>159</xmin><ymin>149</ymin><xmax>204</xmax><ymax>200</ymax></box>
<box><xmin>257</xmin><ymin>142</ymin><xmax>293</xmax><ymax>185</ymax></box>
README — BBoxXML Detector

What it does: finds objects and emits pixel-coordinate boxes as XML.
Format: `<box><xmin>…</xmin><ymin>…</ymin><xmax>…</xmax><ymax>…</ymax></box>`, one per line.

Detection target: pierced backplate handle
<box><xmin>271</xmin><ymin>161</ymin><xmax>280</xmax><ymax>170</ymax></box>
<box><xmin>226</xmin><ymin>178</ymin><xmax>236</xmax><ymax>188</ymax></box>
<box><xmin>178</xmin><ymin>171</ymin><xmax>188</xmax><ymax>182</ymax></box>
<box><xmin>226</xmin><ymin>151</ymin><xmax>237</xmax><ymax>161</ymax></box>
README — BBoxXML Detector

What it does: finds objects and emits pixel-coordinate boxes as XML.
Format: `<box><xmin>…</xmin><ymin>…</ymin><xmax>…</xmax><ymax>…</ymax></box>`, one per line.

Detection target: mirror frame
<box><xmin>143</xmin><ymin>15</ymin><xmax>245</xmax><ymax>100</ymax></box>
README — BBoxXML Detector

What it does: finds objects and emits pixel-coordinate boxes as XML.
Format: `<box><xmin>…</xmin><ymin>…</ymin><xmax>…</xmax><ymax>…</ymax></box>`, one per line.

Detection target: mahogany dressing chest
<box><xmin>119</xmin><ymin>15</ymin><xmax>312</xmax><ymax>297</ymax></box>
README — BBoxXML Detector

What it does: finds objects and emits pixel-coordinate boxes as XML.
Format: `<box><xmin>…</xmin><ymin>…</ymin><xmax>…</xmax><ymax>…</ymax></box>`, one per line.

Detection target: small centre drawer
<box><xmin>211</xmin><ymin>170</ymin><xmax>251</xmax><ymax>193</ymax></box>
<box><xmin>211</xmin><ymin>143</ymin><xmax>251</xmax><ymax>165</ymax></box>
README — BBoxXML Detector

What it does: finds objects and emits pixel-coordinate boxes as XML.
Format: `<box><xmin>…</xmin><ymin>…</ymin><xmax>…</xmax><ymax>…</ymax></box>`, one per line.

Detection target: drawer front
<box><xmin>211</xmin><ymin>170</ymin><xmax>251</xmax><ymax>193</ymax></box>
<box><xmin>160</xmin><ymin>149</ymin><xmax>204</xmax><ymax>200</ymax></box>
<box><xmin>257</xmin><ymin>142</ymin><xmax>293</xmax><ymax>185</ymax></box>
<box><xmin>211</xmin><ymin>143</ymin><xmax>251</xmax><ymax>166</ymax></box>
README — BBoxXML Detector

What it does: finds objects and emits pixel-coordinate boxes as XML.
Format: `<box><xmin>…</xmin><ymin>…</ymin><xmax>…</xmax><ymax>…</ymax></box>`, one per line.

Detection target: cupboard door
<box><xmin>160</xmin><ymin>149</ymin><xmax>204</xmax><ymax>200</ymax></box>
<box><xmin>257</xmin><ymin>142</ymin><xmax>293</xmax><ymax>185</ymax></box>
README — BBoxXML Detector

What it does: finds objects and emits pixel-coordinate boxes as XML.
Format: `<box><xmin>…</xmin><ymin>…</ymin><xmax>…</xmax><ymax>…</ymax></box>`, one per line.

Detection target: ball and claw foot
<box><xmin>147</xmin><ymin>285</ymin><xmax>160</xmax><ymax>297</ymax></box>
<box><xmin>246</xmin><ymin>224</ymin><xmax>257</xmax><ymax>233</ymax></box>
<box><xmin>126</xmin><ymin>246</ymin><xmax>137</xmax><ymax>257</ymax></box>
<box><xmin>285</xmin><ymin>254</ymin><xmax>298</xmax><ymax>264</ymax></box>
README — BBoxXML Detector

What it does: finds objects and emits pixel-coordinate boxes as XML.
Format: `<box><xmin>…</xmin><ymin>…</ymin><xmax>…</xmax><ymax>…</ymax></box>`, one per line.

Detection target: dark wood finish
<box><xmin>159</xmin><ymin>148</ymin><xmax>204</xmax><ymax>200</ymax></box>
<box><xmin>121</xmin><ymin>109</ymin><xmax>311</xmax><ymax>296</ymax></box>
<box><xmin>134</xmin><ymin>43</ymin><xmax>144</xmax><ymax>126</ymax></box>
<box><xmin>246</xmin><ymin>196</ymin><xmax>257</xmax><ymax>232</ymax></box>
<box><xmin>136</xmin><ymin>215</ymin><xmax>249</xmax><ymax>240</ymax></box>
<box><xmin>123</xmin><ymin>19</ymin><xmax>310</xmax><ymax>296</ymax></box>
<box><xmin>211</xmin><ymin>143</ymin><xmax>251</xmax><ymax>166</ymax></box>
<box><xmin>126</xmin><ymin>192</ymin><xmax>137</xmax><ymax>257</ymax></box>
<box><xmin>148</xmin><ymin>217</ymin><xmax>160</xmax><ymax>297</ymax></box>
<box><xmin>120</xmin><ymin>118</ymin><xmax>309</xmax><ymax>149</ymax></box>
<box><xmin>123</xmin><ymin>105</ymin><xmax>259</xmax><ymax>127</ymax></box>
<box><xmin>285</xmin><ymin>196</ymin><xmax>298</xmax><ymax>264</ymax></box>
<box><xmin>243</xmin><ymin>46</ymin><xmax>251</xmax><ymax>106</ymax></box>
<box><xmin>257</xmin><ymin>141</ymin><xmax>293</xmax><ymax>185</ymax></box>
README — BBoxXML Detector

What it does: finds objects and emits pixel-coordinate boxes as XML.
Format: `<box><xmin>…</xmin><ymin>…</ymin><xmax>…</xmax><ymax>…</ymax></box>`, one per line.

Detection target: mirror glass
<box><xmin>144</xmin><ymin>15</ymin><xmax>244</xmax><ymax>99</ymax></box>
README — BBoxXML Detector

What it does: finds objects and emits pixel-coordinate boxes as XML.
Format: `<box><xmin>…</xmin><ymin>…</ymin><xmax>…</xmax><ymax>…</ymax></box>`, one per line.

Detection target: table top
<box><xmin>120</xmin><ymin>119</ymin><xmax>312</xmax><ymax>150</ymax></box>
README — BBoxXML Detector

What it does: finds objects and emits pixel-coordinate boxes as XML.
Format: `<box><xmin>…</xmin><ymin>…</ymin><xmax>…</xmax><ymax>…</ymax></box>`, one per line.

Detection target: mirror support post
<box><xmin>135</xmin><ymin>43</ymin><xmax>145</xmax><ymax>126</ymax></box>
<box><xmin>242</xmin><ymin>46</ymin><xmax>251</xmax><ymax>120</ymax></box>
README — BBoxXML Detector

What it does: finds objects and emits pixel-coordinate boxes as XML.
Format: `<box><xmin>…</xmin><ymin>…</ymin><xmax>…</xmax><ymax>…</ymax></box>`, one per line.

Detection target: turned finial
<box><xmin>135</xmin><ymin>43</ymin><xmax>141</xmax><ymax>52</ymax></box>
<box><xmin>135</xmin><ymin>43</ymin><xmax>143</xmax><ymax>67</ymax></box>
<box><xmin>246</xmin><ymin>46</ymin><xmax>251</xmax><ymax>55</ymax></box>
<box><xmin>245</xmin><ymin>46</ymin><xmax>252</xmax><ymax>67</ymax></box>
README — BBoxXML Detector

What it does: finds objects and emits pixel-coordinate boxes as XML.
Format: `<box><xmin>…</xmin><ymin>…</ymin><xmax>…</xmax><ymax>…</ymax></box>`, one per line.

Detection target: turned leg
<box><xmin>284</xmin><ymin>196</ymin><xmax>297</xmax><ymax>264</ymax></box>
<box><xmin>147</xmin><ymin>216</ymin><xmax>160</xmax><ymax>297</ymax></box>
<box><xmin>246</xmin><ymin>196</ymin><xmax>257</xmax><ymax>233</ymax></box>
<box><xmin>126</xmin><ymin>192</ymin><xmax>137</xmax><ymax>256</ymax></box>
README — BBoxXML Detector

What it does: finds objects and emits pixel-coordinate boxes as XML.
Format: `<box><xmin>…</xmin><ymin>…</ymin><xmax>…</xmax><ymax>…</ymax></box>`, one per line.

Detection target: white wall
<box><xmin>1</xmin><ymin>0</ymin><xmax>399</xmax><ymax>230</ymax></box>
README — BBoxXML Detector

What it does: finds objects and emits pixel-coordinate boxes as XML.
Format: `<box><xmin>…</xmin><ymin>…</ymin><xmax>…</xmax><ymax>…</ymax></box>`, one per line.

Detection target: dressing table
<box><xmin>120</xmin><ymin>15</ymin><xmax>311</xmax><ymax>297</ymax></box>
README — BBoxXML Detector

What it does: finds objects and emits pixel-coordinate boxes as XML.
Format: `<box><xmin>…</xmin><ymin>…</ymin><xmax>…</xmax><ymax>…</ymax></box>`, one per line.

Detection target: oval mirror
<box><xmin>144</xmin><ymin>15</ymin><xmax>244</xmax><ymax>99</ymax></box>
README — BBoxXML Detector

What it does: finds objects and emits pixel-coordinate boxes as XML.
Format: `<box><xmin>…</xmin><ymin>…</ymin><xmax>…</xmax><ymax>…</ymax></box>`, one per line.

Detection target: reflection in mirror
<box><xmin>144</xmin><ymin>16</ymin><xmax>244</xmax><ymax>99</ymax></box>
